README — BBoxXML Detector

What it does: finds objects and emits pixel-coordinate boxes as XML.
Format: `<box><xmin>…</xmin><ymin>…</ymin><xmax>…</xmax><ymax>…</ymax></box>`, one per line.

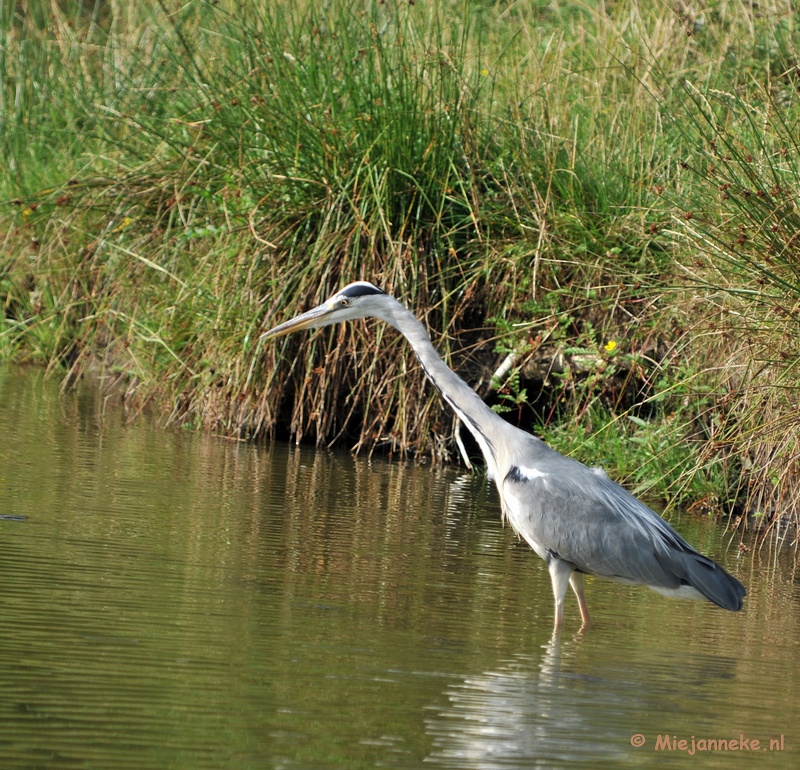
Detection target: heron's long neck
<box><xmin>378</xmin><ymin>299</ymin><xmax>510</xmax><ymax>477</ymax></box>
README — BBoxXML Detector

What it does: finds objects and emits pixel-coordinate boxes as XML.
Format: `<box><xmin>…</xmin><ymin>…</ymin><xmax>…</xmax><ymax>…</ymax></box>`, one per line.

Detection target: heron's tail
<box><xmin>660</xmin><ymin>550</ymin><xmax>747</xmax><ymax>611</ymax></box>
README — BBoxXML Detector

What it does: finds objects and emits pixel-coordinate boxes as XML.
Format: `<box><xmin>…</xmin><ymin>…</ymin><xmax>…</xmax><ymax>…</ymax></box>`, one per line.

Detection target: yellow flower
<box><xmin>604</xmin><ymin>340</ymin><xmax>617</xmax><ymax>353</ymax></box>
<box><xmin>480</xmin><ymin>68</ymin><xmax>489</xmax><ymax>76</ymax></box>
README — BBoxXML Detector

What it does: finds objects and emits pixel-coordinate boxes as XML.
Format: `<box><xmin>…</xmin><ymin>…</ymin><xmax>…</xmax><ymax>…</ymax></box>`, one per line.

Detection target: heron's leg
<box><xmin>548</xmin><ymin>559</ymin><xmax>572</xmax><ymax>632</ymax></box>
<box><xmin>569</xmin><ymin>572</ymin><xmax>591</xmax><ymax>630</ymax></box>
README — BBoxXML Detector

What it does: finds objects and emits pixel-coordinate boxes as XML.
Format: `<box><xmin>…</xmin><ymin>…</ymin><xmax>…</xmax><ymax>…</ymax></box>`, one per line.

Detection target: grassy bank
<box><xmin>2</xmin><ymin>0</ymin><xmax>799</xmax><ymax>542</ymax></box>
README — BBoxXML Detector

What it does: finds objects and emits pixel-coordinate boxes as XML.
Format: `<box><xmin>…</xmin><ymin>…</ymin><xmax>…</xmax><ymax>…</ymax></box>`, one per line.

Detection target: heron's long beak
<box><xmin>260</xmin><ymin>302</ymin><xmax>335</xmax><ymax>341</ymax></box>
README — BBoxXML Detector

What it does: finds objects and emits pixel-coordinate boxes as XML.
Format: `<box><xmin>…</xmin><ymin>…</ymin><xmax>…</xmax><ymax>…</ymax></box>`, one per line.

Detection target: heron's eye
<box><xmin>339</xmin><ymin>298</ymin><xmax>349</xmax><ymax>307</ymax></box>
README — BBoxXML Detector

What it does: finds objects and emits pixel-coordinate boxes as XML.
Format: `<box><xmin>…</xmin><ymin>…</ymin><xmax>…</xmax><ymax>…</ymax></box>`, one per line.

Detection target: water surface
<box><xmin>0</xmin><ymin>366</ymin><xmax>797</xmax><ymax>768</ymax></box>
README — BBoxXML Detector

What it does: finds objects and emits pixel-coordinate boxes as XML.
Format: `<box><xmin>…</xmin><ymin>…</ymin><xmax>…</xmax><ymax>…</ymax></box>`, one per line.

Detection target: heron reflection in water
<box><xmin>261</xmin><ymin>282</ymin><xmax>746</xmax><ymax>632</ymax></box>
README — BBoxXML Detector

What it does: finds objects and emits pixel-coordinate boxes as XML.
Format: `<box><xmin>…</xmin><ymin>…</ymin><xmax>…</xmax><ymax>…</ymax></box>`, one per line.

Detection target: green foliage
<box><xmin>657</xmin><ymin>18</ymin><xmax>800</xmax><ymax>528</ymax></box>
<box><xmin>3</xmin><ymin>0</ymin><xmax>800</xmax><ymax>532</ymax></box>
<box><xmin>541</xmin><ymin>384</ymin><xmax>731</xmax><ymax>511</ymax></box>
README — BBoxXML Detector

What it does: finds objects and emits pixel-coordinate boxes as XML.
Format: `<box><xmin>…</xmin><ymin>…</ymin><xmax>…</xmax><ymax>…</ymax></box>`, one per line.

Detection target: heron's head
<box><xmin>260</xmin><ymin>281</ymin><xmax>389</xmax><ymax>341</ymax></box>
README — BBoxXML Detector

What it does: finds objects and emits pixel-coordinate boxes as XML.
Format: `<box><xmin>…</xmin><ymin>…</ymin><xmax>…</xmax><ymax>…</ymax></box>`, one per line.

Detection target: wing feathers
<box><xmin>503</xmin><ymin>458</ymin><xmax>746</xmax><ymax>611</ymax></box>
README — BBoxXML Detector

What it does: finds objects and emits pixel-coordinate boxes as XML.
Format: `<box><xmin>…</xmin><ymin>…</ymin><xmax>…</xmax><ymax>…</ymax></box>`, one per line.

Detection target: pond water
<box><xmin>0</xmin><ymin>365</ymin><xmax>798</xmax><ymax>769</ymax></box>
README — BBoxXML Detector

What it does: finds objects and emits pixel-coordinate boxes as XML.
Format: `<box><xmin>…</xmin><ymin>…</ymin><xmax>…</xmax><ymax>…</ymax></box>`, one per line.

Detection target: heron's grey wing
<box><xmin>501</xmin><ymin>459</ymin><xmax>745</xmax><ymax>610</ymax></box>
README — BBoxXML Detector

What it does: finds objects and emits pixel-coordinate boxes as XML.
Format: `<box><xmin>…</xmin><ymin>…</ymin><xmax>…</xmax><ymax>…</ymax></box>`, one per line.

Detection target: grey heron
<box><xmin>261</xmin><ymin>281</ymin><xmax>746</xmax><ymax>631</ymax></box>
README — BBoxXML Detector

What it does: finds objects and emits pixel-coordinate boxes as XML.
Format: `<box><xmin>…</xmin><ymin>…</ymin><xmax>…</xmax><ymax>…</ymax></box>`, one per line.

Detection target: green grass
<box><xmin>2</xmin><ymin>0</ymin><xmax>800</xmax><ymax>540</ymax></box>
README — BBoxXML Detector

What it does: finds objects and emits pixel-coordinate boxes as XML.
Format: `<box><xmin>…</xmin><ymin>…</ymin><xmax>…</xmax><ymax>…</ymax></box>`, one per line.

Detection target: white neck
<box><xmin>374</xmin><ymin>297</ymin><xmax>513</xmax><ymax>479</ymax></box>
